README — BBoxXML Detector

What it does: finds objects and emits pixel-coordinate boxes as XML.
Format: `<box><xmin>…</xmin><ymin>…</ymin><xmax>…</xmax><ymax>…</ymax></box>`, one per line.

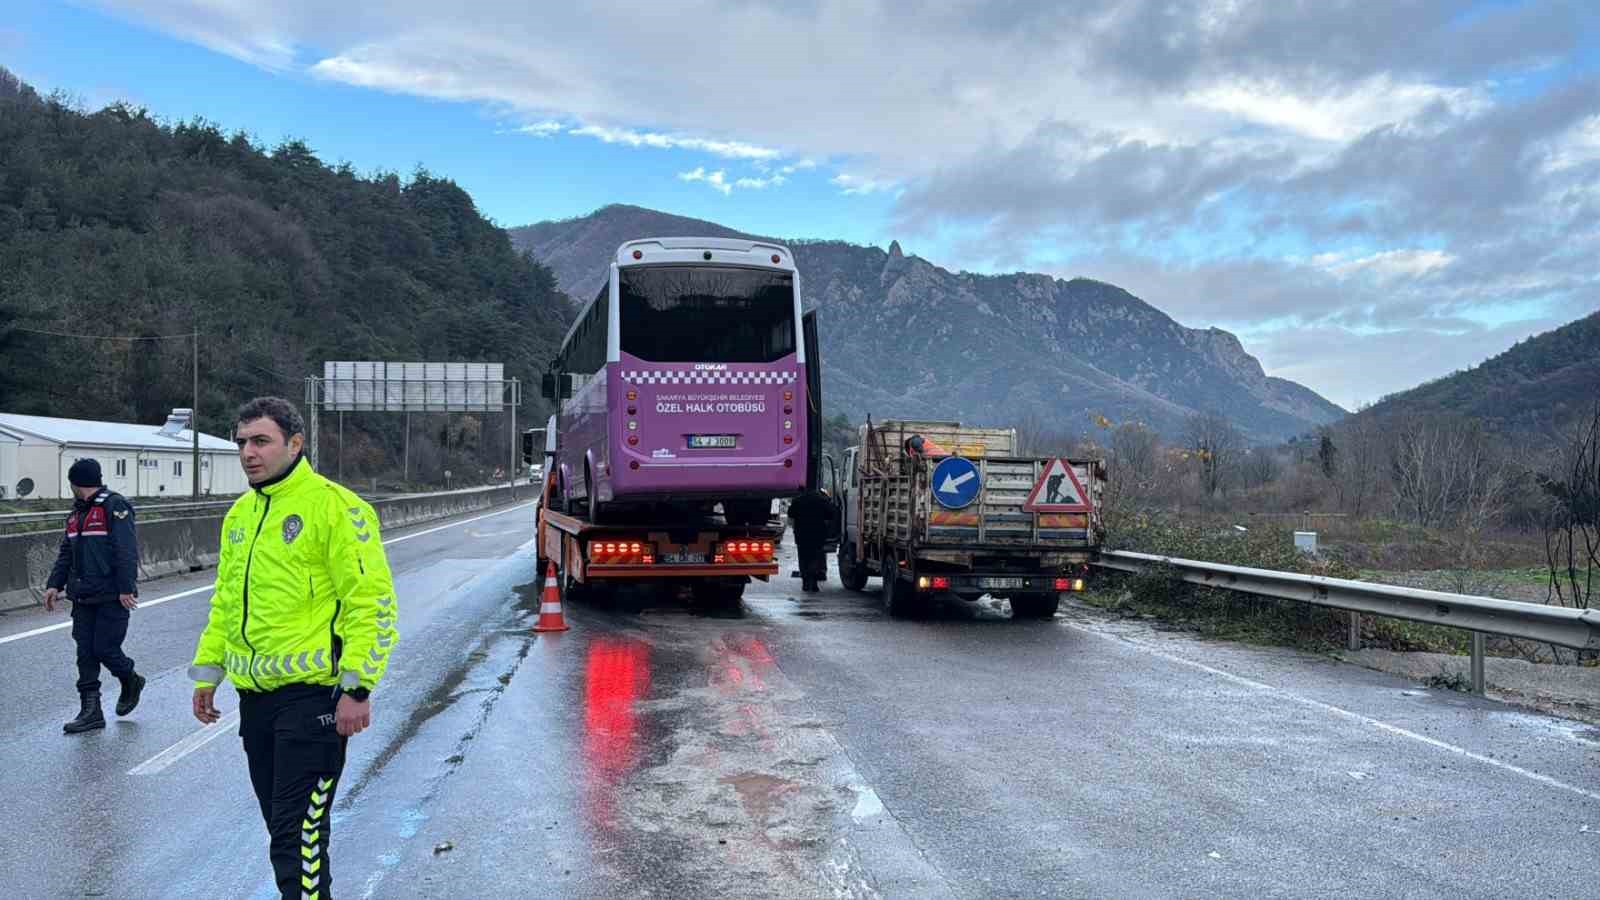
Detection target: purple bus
<box><xmin>542</xmin><ymin>238</ymin><xmax>820</xmax><ymax>526</ymax></box>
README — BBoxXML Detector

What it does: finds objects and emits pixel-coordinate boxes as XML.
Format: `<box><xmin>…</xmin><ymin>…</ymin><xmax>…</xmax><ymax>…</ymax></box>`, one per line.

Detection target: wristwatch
<box><xmin>346</xmin><ymin>686</ymin><xmax>371</xmax><ymax>702</ymax></box>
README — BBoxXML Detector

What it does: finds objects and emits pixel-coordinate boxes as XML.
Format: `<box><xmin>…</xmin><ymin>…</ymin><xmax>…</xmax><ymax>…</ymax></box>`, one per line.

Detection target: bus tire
<box><xmin>1011</xmin><ymin>594</ymin><xmax>1059</xmax><ymax>620</ymax></box>
<box><xmin>584</xmin><ymin>464</ymin><xmax>611</xmax><ymax>524</ymax></box>
<box><xmin>839</xmin><ymin>543</ymin><xmax>869</xmax><ymax>592</ymax></box>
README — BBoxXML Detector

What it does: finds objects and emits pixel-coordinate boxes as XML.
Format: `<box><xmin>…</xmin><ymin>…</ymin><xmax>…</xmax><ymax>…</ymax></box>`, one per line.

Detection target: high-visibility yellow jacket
<box><xmin>189</xmin><ymin>457</ymin><xmax>398</xmax><ymax>693</ymax></box>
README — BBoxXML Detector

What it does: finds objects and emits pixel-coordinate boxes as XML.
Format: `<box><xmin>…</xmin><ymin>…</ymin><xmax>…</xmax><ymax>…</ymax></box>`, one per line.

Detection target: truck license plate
<box><xmin>980</xmin><ymin>577</ymin><xmax>1025</xmax><ymax>590</ymax></box>
<box><xmin>662</xmin><ymin>551</ymin><xmax>707</xmax><ymax>564</ymax></box>
<box><xmin>688</xmin><ymin>435</ymin><xmax>737</xmax><ymax>449</ymax></box>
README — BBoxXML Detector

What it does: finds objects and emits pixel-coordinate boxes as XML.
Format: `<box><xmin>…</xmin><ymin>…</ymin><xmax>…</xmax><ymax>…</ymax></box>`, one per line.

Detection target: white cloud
<box><xmin>832</xmin><ymin>173</ymin><xmax>895</xmax><ymax>196</ymax></box>
<box><xmin>678</xmin><ymin>167</ymin><xmax>731</xmax><ymax>195</ymax></box>
<box><xmin>1187</xmin><ymin>75</ymin><xmax>1490</xmax><ymax>143</ymax></box>
<box><xmin>1319</xmin><ymin>249</ymin><xmax>1457</xmax><ymax>282</ymax></box>
<box><xmin>734</xmin><ymin>174</ymin><xmax>787</xmax><ymax>190</ymax></box>
<box><xmin>567</xmin><ymin>124</ymin><xmax>779</xmax><ymax>160</ymax></box>
<box><xmin>1541</xmin><ymin>113</ymin><xmax>1600</xmax><ymax>174</ymax></box>
<box><xmin>517</xmin><ymin>120</ymin><xmax>564</xmax><ymax>137</ymax></box>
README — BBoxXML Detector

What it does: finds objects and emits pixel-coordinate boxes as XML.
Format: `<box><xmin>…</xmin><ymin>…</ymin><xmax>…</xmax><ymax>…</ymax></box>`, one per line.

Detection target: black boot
<box><xmin>64</xmin><ymin>692</ymin><xmax>105</xmax><ymax>734</ymax></box>
<box><xmin>115</xmin><ymin>672</ymin><xmax>145</xmax><ymax>717</ymax></box>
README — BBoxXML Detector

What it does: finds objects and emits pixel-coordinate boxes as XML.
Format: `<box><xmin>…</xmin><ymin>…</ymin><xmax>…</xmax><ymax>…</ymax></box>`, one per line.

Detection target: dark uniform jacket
<box><xmin>48</xmin><ymin>488</ymin><xmax>139</xmax><ymax>602</ymax></box>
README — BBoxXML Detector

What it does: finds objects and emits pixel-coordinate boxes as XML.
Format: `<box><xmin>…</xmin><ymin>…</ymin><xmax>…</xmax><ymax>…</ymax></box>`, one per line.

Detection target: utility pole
<box><xmin>192</xmin><ymin>329</ymin><xmax>200</xmax><ymax>499</ymax></box>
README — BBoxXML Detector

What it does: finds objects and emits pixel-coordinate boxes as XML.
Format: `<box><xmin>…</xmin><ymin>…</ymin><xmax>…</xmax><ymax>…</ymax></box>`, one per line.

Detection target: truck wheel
<box><xmin>881</xmin><ymin>558</ymin><xmax>919</xmax><ymax>619</ymax></box>
<box><xmin>692</xmin><ymin>579</ymin><xmax>745</xmax><ymax>610</ymax></box>
<box><xmin>1011</xmin><ymin>594</ymin><xmax>1059</xmax><ymax>620</ymax></box>
<box><xmin>839</xmin><ymin>544</ymin><xmax>869</xmax><ymax>592</ymax></box>
<box><xmin>559</xmin><ymin>567</ymin><xmax>589</xmax><ymax>607</ymax></box>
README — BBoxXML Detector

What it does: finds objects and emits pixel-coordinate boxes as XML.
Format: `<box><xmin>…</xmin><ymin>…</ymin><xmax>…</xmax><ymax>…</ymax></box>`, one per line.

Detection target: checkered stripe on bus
<box><xmin>621</xmin><ymin>370</ymin><xmax>799</xmax><ymax>385</ymax></box>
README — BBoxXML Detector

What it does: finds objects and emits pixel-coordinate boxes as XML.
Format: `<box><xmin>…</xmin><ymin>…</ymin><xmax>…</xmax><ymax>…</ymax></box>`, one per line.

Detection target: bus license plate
<box><xmin>688</xmin><ymin>435</ymin><xmax>738</xmax><ymax>449</ymax></box>
<box><xmin>663</xmin><ymin>551</ymin><xmax>707</xmax><ymax>564</ymax></box>
<box><xmin>980</xmin><ymin>577</ymin><xmax>1025</xmax><ymax>590</ymax></box>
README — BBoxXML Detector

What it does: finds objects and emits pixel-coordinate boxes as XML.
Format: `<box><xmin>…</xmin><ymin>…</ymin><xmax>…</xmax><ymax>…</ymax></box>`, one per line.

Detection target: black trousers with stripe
<box><xmin>239</xmin><ymin>683</ymin><xmax>349</xmax><ymax>900</ymax></box>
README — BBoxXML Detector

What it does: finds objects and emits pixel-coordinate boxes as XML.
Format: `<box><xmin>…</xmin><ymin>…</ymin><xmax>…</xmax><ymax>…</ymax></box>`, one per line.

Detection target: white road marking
<box><xmin>1</xmin><ymin>502</ymin><xmax>533</xmax><ymax>647</ymax></box>
<box><xmin>120</xmin><ymin>502</ymin><xmax>534</xmax><ymax>776</ymax></box>
<box><xmin>0</xmin><ymin>585</ymin><xmax>213</xmax><ymax>645</ymax></box>
<box><xmin>127</xmin><ymin>710</ymin><xmax>241</xmax><ymax>775</ymax></box>
<box><xmin>1066</xmin><ymin>622</ymin><xmax>1600</xmax><ymax>804</ymax></box>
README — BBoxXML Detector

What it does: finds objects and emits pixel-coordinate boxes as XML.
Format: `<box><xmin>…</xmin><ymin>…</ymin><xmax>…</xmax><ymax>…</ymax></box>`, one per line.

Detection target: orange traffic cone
<box><xmin>534</xmin><ymin>560</ymin><xmax>570</xmax><ymax>632</ymax></box>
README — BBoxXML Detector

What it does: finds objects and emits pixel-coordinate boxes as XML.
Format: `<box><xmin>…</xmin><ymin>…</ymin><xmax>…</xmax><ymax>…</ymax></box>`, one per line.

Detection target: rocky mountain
<box><xmin>509</xmin><ymin>205</ymin><xmax>1346</xmax><ymax>442</ymax></box>
<box><xmin>1353</xmin><ymin>309</ymin><xmax>1600</xmax><ymax>436</ymax></box>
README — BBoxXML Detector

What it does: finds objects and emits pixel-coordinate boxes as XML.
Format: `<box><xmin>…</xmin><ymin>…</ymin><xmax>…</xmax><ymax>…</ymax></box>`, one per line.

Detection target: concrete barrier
<box><xmin>0</xmin><ymin>484</ymin><xmax>524</xmax><ymax>612</ymax></box>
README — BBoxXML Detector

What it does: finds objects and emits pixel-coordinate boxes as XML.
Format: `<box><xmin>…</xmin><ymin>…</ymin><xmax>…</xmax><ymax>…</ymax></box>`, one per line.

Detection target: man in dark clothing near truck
<box><xmin>42</xmin><ymin>458</ymin><xmax>144</xmax><ymax>734</ymax></box>
<box><xmin>787</xmin><ymin>488</ymin><xmax>835</xmax><ymax>592</ymax></box>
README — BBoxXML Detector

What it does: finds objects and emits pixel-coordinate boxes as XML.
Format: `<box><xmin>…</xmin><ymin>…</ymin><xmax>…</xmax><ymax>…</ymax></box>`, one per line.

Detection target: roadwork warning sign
<box><xmin>1021</xmin><ymin>459</ymin><xmax>1092</xmax><ymax>513</ymax></box>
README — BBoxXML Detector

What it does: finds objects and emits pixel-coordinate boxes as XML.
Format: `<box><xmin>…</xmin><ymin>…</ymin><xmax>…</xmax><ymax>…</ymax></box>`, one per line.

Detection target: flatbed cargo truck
<box><xmin>836</xmin><ymin>419</ymin><xmax>1105</xmax><ymax>618</ymax></box>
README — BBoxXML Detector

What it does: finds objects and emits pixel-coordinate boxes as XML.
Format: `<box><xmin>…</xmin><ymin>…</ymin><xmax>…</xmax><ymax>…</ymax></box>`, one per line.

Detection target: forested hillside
<box><xmin>1354</xmin><ymin>309</ymin><xmax>1600</xmax><ymax>438</ymax></box>
<box><xmin>0</xmin><ymin>66</ymin><xmax>571</xmax><ymax>483</ymax></box>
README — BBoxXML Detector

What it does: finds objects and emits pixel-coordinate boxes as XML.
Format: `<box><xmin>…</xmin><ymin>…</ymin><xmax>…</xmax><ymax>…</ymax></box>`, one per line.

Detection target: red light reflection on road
<box><xmin>581</xmin><ymin>637</ymin><xmax>652</xmax><ymax>833</ymax></box>
<box><xmin>708</xmin><ymin>635</ymin><xmax>778</xmax><ymax>744</ymax></box>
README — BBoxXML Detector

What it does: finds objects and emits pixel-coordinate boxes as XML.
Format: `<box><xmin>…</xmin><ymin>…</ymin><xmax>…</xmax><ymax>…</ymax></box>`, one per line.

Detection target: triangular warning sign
<box><xmin>1022</xmin><ymin>458</ymin><xmax>1092</xmax><ymax>513</ymax></box>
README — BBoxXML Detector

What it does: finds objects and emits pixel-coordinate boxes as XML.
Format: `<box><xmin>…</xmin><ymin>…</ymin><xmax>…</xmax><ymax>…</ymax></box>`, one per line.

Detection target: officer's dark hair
<box><xmin>236</xmin><ymin>396</ymin><xmax>305</xmax><ymax>443</ymax></box>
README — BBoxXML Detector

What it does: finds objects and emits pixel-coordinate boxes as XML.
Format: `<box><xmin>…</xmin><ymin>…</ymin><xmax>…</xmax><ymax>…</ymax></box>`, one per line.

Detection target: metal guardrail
<box><xmin>0</xmin><ymin>480</ymin><xmax>535</xmax><ymax>530</ymax></box>
<box><xmin>1092</xmin><ymin>549</ymin><xmax>1600</xmax><ymax>693</ymax></box>
<box><xmin>0</xmin><ymin>500</ymin><xmax>235</xmax><ymax>526</ymax></box>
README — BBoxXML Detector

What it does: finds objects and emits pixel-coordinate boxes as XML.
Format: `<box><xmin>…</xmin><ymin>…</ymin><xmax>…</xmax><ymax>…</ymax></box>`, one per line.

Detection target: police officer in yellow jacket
<box><xmin>189</xmin><ymin>397</ymin><xmax>398</xmax><ymax>900</ymax></box>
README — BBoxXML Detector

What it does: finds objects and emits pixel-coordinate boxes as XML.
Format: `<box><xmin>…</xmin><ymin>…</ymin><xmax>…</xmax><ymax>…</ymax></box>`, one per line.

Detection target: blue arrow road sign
<box><xmin>931</xmin><ymin>456</ymin><xmax>982</xmax><ymax>509</ymax></box>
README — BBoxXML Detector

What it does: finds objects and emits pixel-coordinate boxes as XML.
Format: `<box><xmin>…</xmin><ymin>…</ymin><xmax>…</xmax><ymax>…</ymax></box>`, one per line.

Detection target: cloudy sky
<box><xmin>8</xmin><ymin>1</ymin><xmax>1600</xmax><ymax>409</ymax></box>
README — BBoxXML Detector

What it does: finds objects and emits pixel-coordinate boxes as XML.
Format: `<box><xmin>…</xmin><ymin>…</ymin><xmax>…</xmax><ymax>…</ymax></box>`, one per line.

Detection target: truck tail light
<box><xmin>589</xmin><ymin>540</ymin><xmax>653</xmax><ymax>565</ymax></box>
<box><xmin>719</xmin><ymin>540</ymin><xmax>775</xmax><ymax>563</ymax></box>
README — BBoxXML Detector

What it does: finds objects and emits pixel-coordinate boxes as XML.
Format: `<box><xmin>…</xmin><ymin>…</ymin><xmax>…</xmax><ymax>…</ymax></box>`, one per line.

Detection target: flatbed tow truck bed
<box><xmin>537</xmin><ymin>502</ymin><xmax>786</xmax><ymax>605</ymax></box>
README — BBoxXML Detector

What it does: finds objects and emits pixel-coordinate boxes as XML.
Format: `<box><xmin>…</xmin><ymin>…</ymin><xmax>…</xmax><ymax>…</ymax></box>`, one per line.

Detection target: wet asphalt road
<box><xmin>2</xmin><ymin>506</ymin><xmax>1597</xmax><ymax>898</ymax></box>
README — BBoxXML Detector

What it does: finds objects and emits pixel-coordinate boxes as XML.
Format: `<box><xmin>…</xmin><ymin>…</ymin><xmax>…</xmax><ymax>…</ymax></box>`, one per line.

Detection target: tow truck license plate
<box><xmin>688</xmin><ymin>435</ymin><xmax>737</xmax><ymax>449</ymax></box>
<box><xmin>980</xmin><ymin>577</ymin><xmax>1025</xmax><ymax>590</ymax></box>
<box><xmin>662</xmin><ymin>551</ymin><xmax>708</xmax><ymax>564</ymax></box>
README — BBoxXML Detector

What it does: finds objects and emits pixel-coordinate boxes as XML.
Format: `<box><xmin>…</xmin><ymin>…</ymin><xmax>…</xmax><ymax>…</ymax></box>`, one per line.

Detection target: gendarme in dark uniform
<box><xmin>43</xmin><ymin>458</ymin><xmax>145</xmax><ymax>734</ymax></box>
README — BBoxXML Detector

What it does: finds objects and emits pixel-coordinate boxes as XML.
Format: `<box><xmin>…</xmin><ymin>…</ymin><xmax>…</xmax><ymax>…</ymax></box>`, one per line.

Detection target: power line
<box><xmin>11</xmin><ymin>326</ymin><xmax>197</xmax><ymax>342</ymax></box>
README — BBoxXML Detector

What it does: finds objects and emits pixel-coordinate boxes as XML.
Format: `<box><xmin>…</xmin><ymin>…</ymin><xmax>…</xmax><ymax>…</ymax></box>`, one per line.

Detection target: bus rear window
<box><xmin>620</xmin><ymin>266</ymin><xmax>796</xmax><ymax>363</ymax></box>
